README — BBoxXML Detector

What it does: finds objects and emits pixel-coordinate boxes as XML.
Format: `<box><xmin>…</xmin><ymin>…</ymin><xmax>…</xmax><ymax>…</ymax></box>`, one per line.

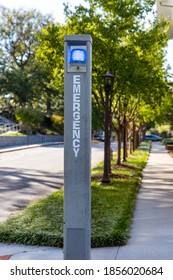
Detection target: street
<box><xmin>0</xmin><ymin>143</ymin><xmax>115</xmax><ymax>222</ymax></box>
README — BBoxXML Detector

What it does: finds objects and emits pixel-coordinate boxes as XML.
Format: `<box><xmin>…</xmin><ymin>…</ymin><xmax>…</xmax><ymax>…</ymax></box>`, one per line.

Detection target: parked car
<box><xmin>96</xmin><ymin>135</ymin><xmax>105</xmax><ymax>141</ymax></box>
<box><xmin>145</xmin><ymin>134</ymin><xmax>162</xmax><ymax>142</ymax></box>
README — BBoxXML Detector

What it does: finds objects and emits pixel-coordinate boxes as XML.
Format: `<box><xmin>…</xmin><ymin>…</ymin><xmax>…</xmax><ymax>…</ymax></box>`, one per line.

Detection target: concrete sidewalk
<box><xmin>1</xmin><ymin>142</ymin><xmax>173</xmax><ymax>260</ymax></box>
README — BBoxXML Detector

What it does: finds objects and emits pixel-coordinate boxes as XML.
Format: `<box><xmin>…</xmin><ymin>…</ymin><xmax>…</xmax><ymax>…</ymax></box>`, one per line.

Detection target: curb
<box><xmin>0</xmin><ymin>142</ymin><xmax>64</xmax><ymax>154</ymax></box>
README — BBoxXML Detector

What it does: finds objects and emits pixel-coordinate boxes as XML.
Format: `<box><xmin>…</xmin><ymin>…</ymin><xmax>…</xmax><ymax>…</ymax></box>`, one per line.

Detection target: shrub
<box><xmin>162</xmin><ymin>138</ymin><xmax>173</xmax><ymax>145</ymax></box>
<box><xmin>51</xmin><ymin>114</ymin><xmax>64</xmax><ymax>134</ymax></box>
<box><xmin>15</xmin><ymin>107</ymin><xmax>44</xmax><ymax>133</ymax></box>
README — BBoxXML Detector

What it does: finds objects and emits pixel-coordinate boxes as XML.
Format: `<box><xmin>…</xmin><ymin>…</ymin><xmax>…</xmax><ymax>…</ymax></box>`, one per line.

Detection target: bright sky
<box><xmin>0</xmin><ymin>0</ymin><xmax>173</xmax><ymax>74</ymax></box>
<box><xmin>0</xmin><ymin>0</ymin><xmax>86</xmax><ymax>23</ymax></box>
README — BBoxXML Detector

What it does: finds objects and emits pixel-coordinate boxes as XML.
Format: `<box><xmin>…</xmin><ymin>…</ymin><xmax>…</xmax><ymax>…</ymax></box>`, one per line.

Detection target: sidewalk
<box><xmin>1</xmin><ymin>142</ymin><xmax>173</xmax><ymax>260</ymax></box>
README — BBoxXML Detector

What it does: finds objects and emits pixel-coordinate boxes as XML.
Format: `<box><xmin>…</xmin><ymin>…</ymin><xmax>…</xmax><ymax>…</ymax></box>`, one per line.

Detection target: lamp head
<box><xmin>102</xmin><ymin>71</ymin><xmax>115</xmax><ymax>93</ymax></box>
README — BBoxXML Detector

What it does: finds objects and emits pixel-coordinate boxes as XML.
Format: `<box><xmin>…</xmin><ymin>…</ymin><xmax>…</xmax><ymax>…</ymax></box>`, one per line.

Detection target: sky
<box><xmin>0</xmin><ymin>0</ymin><xmax>86</xmax><ymax>23</ymax></box>
<box><xmin>0</xmin><ymin>0</ymin><xmax>173</xmax><ymax>74</ymax></box>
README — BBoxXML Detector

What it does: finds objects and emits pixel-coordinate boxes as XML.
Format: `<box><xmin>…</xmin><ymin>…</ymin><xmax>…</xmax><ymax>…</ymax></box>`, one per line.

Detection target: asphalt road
<box><xmin>0</xmin><ymin>143</ymin><xmax>112</xmax><ymax>222</ymax></box>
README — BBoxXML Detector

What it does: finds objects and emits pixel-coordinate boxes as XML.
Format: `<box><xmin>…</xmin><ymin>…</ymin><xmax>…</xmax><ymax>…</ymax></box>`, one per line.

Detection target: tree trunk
<box><xmin>136</xmin><ymin>129</ymin><xmax>139</xmax><ymax>147</ymax></box>
<box><xmin>133</xmin><ymin>122</ymin><xmax>137</xmax><ymax>152</ymax></box>
<box><xmin>117</xmin><ymin>128</ymin><xmax>122</xmax><ymax>165</ymax></box>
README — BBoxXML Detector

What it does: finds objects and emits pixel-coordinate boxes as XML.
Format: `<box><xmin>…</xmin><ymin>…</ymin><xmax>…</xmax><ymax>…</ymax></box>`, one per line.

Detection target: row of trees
<box><xmin>37</xmin><ymin>0</ymin><xmax>173</xmax><ymax>166</ymax></box>
<box><xmin>0</xmin><ymin>1</ymin><xmax>173</xmax><ymax>166</ymax></box>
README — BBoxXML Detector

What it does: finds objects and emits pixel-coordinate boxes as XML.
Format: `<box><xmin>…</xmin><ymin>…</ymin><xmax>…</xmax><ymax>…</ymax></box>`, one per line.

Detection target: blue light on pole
<box><xmin>70</xmin><ymin>48</ymin><xmax>86</xmax><ymax>63</ymax></box>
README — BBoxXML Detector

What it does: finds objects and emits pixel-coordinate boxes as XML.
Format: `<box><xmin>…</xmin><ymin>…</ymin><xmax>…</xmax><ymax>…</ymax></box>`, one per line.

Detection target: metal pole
<box><xmin>64</xmin><ymin>35</ymin><xmax>92</xmax><ymax>260</ymax></box>
<box><xmin>123</xmin><ymin>113</ymin><xmax>127</xmax><ymax>162</ymax></box>
<box><xmin>102</xmin><ymin>87</ymin><xmax>110</xmax><ymax>183</ymax></box>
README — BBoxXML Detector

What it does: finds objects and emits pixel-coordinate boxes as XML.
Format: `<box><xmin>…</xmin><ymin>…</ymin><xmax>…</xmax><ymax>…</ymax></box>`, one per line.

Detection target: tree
<box><xmin>36</xmin><ymin>23</ymin><xmax>65</xmax><ymax>116</ymax></box>
<box><xmin>0</xmin><ymin>6</ymin><xmax>55</xmax><ymax>110</ymax></box>
<box><xmin>0</xmin><ymin>6</ymin><xmax>53</xmax><ymax>70</ymax></box>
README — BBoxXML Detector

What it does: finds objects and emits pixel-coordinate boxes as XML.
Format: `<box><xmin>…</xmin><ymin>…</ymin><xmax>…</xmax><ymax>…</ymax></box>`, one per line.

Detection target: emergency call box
<box><xmin>64</xmin><ymin>34</ymin><xmax>92</xmax><ymax>260</ymax></box>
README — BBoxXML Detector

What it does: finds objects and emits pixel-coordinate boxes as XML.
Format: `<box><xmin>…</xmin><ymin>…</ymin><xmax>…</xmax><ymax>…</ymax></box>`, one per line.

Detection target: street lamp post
<box><xmin>123</xmin><ymin>99</ymin><xmax>128</xmax><ymax>162</ymax></box>
<box><xmin>101</xmin><ymin>71</ymin><xmax>114</xmax><ymax>183</ymax></box>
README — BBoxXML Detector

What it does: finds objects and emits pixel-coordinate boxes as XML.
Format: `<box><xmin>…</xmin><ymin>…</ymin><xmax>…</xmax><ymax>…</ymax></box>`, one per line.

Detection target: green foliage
<box><xmin>0</xmin><ymin>6</ymin><xmax>53</xmax><ymax>69</ymax></box>
<box><xmin>0</xmin><ymin>6</ymin><xmax>59</xmax><ymax>112</ymax></box>
<box><xmin>149</xmin><ymin>124</ymin><xmax>171</xmax><ymax>138</ymax></box>
<box><xmin>15</xmin><ymin>107</ymin><xmax>44</xmax><ymax>133</ymax></box>
<box><xmin>51</xmin><ymin>114</ymin><xmax>64</xmax><ymax>134</ymax></box>
<box><xmin>1</xmin><ymin>69</ymin><xmax>34</xmax><ymax>105</ymax></box>
<box><xmin>92</xmin><ymin>101</ymin><xmax>104</xmax><ymax>131</ymax></box>
<box><xmin>36</xmin><ymin>23</ymin><xmax>65</xmax><ymax>91</ymax></box>
<box><xmin>162</xmin><ymin>138</ymin><xmax>173</xmax><ymax>145</ymax></box>
<box><xmin>0</xmin><ymin>131</ymin><xmax>24</xmax><ymax>136</ymax></box>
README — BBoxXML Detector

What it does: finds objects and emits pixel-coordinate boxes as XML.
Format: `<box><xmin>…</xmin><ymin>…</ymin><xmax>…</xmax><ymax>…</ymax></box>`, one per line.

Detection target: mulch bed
<box><xmin>92</xmin><ymin>173</ymin><xmax>132</xmax><ymax>180</ymax></box>
<box><xmin>91</xmin><ymin>164</ymin><xmax>138</xmax><ymax>181</ymax></box>
<box><xmin>111</xmin><ymin>164</ymin><xmax>139</xmax><ymax>170</ymax></box>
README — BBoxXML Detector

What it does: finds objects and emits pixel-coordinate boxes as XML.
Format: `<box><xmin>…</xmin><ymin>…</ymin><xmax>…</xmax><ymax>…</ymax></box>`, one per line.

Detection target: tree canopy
<box><xmin>0</xmin><ymin>6</ymin><xmax>60</xmax><ymax>114</ymax></box>
<box><xmin>0</xmin><ymin>1</ymin><xmax>172</xmax><ymax>148</ymax></box>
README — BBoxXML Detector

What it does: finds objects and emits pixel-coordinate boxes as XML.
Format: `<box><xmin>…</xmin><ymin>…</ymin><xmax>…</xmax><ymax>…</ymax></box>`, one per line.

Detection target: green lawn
<box><xmin>0</xmin><ymin>142</ymin><xmax>150</xmax><ymax>247</ymax></box>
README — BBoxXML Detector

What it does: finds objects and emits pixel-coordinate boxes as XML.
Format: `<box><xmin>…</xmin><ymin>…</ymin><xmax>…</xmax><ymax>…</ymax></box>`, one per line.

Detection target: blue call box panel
<box><xmin>67</xmin><ymin>44</ymin><xmax>87</xmax><ymax>72</ymax></box>
<box><xmin>70</xmin><ymin>48</ymin><xmax>86</xmax><ymax>63</ymax></box>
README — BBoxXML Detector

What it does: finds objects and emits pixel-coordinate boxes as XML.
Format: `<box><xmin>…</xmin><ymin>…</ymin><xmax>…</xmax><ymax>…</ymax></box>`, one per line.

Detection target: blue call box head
<box><xmin>70</xmin><ymin>48</ymin><xmax>86</xmax><ymax>63</ymax></box>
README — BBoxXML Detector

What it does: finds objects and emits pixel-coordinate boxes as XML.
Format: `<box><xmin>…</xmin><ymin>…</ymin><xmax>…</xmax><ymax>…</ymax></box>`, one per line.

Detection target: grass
<box><xmin>0</xmin><ymin>141</ymin><xmax>150</xmax><ymax>247</ymax></box>
<box><xmin>0</xmin><ymin>131</ymin><xmax>24</xmax><ymax>136</ymax></box>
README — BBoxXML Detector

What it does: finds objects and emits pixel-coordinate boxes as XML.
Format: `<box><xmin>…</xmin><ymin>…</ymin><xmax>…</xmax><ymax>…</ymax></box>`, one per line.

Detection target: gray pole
<box><xmin>64</xmin><ymin>35</ymin><xmax>92</xmax><ymax>260</ymax></box>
